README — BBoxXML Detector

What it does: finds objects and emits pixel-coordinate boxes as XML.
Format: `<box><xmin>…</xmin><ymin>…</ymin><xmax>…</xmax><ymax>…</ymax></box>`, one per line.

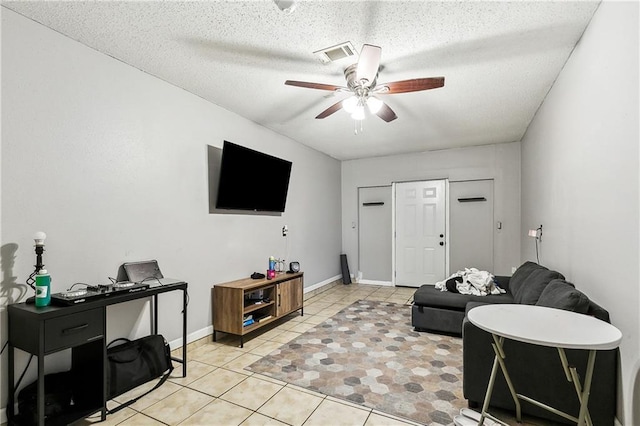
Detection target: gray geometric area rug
<box><xmin>246</xmin><ymin>300</ymin><xmax>466</xmax><ymax>425</ymax></box>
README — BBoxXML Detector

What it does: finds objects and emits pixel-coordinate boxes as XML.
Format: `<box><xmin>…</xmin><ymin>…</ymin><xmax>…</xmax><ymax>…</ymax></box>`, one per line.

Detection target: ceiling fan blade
<box><xmin>356</xmin><ymin>44</ymin><xmax>382</xmax><ymax>85</ymax></box>
<box><xmin>376</xmin><ymin>102</ymin><xmax>398</xmax><ymax>122</ymax></box>
<box><xmin>285</xmin><ymin>80</ymin><xmax>346</xmax><ymax>92</ymax></box>
<box><xmin>315</xmin><ymin>100</ymin><xmax>344</xmax><ymax>119</ymax></box>
<box><xmin>378</xmin><ymin>77</ymin><xmax>445</xmax><ymax>94</ymax></box>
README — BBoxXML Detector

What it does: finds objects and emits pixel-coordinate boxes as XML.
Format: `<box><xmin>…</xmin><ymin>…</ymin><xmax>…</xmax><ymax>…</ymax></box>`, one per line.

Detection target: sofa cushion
<box><xmin>413</xmin><ymin>285</ymin><xmax>513</xmax><ymax>311</ymax></box>
<box><xmin>508</xmin><ymin>261</ymin><xmax>546</xmax><ymax>297</ymax></box>
<box><xmin>535</xmin><ymin>279</ymin><xmax>590</xmax><ymax>314</ymax></box>
<box><xmin>514</xmin><ymin>268</ymin><xmax>565</xmax><ymax>305</ymax></box>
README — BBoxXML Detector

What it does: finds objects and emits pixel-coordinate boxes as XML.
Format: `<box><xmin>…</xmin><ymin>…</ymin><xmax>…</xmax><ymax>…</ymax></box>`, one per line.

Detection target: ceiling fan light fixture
<box><xmin>342</xmin><ymin>96</ymin><xmax>358</xmax><ymax>113</ymax></box>
<box><xmin>366</xmin><ymin>97</ymin><xmax>383</xmax><ymax>114</ymax></box>
<box><xmin>351</xmin><ymin>105</ymin><xmax>365</xmax><ymax>121</ymax></box>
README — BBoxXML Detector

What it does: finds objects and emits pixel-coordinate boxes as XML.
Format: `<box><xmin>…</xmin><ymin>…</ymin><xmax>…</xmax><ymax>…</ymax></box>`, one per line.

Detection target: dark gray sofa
<box><xmin>412</xmin><ymin>262</ymin><xmax>618</xmax><ymax>425</ymax></box>
<box><xmin>411</xmin><ymin>275</ymin><xmax>514</xmax><ymax>335</ymax></box>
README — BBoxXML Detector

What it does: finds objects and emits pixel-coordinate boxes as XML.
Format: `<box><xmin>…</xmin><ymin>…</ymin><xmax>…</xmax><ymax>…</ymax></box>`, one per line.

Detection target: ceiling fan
<box><xmin>285</xmin><ymin>44</ymin><xmax>445</xmax><ymax>123</ymax></box>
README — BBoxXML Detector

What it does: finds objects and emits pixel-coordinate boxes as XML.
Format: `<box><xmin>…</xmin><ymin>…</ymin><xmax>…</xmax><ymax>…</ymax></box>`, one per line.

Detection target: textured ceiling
<box><xmin>2</xmin><ymin>0</ymin><xmax>600</xmax><ymax>160</ymax></box>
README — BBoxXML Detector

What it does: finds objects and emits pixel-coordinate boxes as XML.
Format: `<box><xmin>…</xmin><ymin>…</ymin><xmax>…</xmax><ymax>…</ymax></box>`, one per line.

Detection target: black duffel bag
<box><xmin>107</xmin><ymin>334</ymin><xmax>173</xmax><ymax>412</ymax></box>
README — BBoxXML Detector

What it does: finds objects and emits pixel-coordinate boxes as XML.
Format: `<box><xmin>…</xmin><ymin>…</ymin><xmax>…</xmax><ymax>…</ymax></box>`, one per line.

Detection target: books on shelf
<box><xmin>253</xmin><ymin>313</ymin><xmax>272</xmax><ymax>323</ymax></box>
<box><xmin>242</xmin><ymin>312</ymin><xmax>273</xmax><ymax>326</ymax></box>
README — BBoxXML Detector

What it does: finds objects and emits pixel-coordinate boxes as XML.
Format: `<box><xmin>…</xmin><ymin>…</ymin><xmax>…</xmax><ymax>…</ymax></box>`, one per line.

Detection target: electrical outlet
<box><xmin>282</xmin><ymin>225</ymin><xmax>288</xmax><ymax>237</ymax></box>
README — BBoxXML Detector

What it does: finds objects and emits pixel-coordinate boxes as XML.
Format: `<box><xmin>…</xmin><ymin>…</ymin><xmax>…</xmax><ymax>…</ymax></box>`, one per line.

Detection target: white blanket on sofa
<box><xmin>435</xmin><ymin>267</ymin><xmax>505</xmax><ymax>296</ymax></box>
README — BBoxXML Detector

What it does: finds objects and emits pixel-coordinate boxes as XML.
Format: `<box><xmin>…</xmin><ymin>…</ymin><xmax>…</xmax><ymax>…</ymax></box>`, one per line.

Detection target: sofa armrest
<box><xmin>493</xmin><ymin>275</ymin><xmax>511</xmax><ymax>293</ymax></box>
<box><xmin>462</xmin><ymin>317</ymin><xmax>497</xmax><ymax>403</ymax></box>
<box><xmin>587</xmin><ymin>298</ymin><xmax>611</xmax><ymax>323</ymax></box>
<box><xmin>465</xmin><ymin>301</ymin><xmax>488</xmax><ymax>316</ymax></box>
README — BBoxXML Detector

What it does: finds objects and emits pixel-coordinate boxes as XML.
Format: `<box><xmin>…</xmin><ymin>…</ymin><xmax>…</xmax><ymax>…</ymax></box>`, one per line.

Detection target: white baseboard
<box><xmin>168</xmin><ymin>325</ymin><xmax>213</xmax><ymax>350</ymax></box>
<box><xmin>304</xmin><ymin>274</ymin><xmax>341</xmax><ymax>293</ymax></box>
<box><xmin>357</xmin><ymin>279</ymin><xmax>393</xmax><ymax>286</ymax></box>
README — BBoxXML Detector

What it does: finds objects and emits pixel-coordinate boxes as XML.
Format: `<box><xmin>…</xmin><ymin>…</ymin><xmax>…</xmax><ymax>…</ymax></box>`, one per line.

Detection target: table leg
<box><xmin>479</xmin><ymin>353</ymin><xmax>500</xmax><ymax>425</ymax></box>
<box><xmin>490</xmin><ymin>334</ymin><xmax>521</xmax><ymax>422</ymax></box>
<box><xmin>576</xmin><ymin>350</ymin><xmax>597</xmax><ymax>426</ymax></box>
<box><xmin>480</xmin><ymin>335</ymin><xmax>522</xmax><ymax>425</ymax></box>
<box><xmin>558</xmin><ymin>348</ymin><xmax>594</xmax><ymax>426</ymax></box>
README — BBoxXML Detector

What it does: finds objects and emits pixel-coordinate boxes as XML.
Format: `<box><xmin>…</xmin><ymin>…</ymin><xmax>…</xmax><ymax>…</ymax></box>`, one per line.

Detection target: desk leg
<box><xmin>37</xmin><ymin>350</ymin><xmax>45</xmax><ymax>425</ymax></box>
<box><xmin>153</xmin><ymin>294</ymin><xmax>159</xmax><ymax>335</ymax></box>
<box><xmin>7</xmin><ymin>345</ymin><xmax>14</xmax><ymax>421</ymax></box>
<box><xmin>182</xmin><ymin>288</ymin><xmax>187</xmax><ymax>378</ymax></box>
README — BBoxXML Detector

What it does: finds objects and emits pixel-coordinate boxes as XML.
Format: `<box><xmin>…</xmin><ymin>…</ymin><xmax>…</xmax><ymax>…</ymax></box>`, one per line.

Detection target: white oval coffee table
<box><xmin>467</xmin><ymin>304</ymin><xmax>622</xmax><ymax>426</ymax></box>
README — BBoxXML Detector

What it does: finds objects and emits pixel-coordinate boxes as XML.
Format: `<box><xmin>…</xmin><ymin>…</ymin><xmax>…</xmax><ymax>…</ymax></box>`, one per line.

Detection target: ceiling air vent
<box><xmin>314</xmin><ymin>42</ymin><xmax>357</xmax><ymax>64</ymax></box>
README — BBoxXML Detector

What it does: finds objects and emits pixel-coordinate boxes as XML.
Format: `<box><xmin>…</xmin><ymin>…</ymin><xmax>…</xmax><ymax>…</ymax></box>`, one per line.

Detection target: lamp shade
<box><xmin>34</xmin><ymin>231</ymin><xmax>47</xmax><ymax>246</ymax></box>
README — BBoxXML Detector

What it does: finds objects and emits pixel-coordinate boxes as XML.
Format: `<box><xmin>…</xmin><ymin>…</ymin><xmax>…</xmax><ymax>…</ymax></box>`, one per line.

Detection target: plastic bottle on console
<box><xmin>268</xmin><ymin>256</ymin><xmax>276</xmax><ymax>279</ymax></box>
<box><xmin>35</xmin><ymin>269</ymin><xmax>51</xmax><ymax>307</ymax></box>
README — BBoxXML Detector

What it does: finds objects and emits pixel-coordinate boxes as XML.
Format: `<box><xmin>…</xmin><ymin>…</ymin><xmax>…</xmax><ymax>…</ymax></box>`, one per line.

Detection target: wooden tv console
<box><xmin>212</xmin><ymin>272</ymin><xmax>303</xmax><ymax>347</ymax></box>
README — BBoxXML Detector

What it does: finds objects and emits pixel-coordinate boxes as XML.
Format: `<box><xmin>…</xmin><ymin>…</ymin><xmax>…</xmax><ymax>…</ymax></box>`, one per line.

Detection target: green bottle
<box><xmin>35</xmin><ymin>269</ymin><xmax>51</xmax><ymax>307</ymax></box>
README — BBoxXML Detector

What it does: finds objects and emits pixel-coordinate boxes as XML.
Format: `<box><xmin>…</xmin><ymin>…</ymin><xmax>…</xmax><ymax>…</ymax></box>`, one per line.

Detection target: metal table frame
<box><xmin>479</xmin><ymin>334</ymin><xmax>598</xmax><ymax>426</ymax></box>
<box><xmin>467</xmin><ymin>304</ymin><xmax>621</xmax><ymax>426</ymax></box>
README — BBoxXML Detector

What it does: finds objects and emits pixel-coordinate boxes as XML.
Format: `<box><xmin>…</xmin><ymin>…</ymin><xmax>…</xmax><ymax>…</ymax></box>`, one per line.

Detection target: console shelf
<box><xmin>212</xmin><ymin>272</ymin><xmax>303</xmax><ymax>347</ymax></box>
<box><xmin>244</xmin><ymin>300</ymin><xmax>275</xmax><ymax>315</ymax></box>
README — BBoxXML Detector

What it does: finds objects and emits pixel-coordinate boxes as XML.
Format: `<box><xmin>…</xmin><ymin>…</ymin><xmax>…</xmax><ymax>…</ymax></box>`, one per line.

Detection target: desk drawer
<box><xmin>45</xmin><ymin>308</ymin><xmax>104</xmax><ymax>352</ymax></box>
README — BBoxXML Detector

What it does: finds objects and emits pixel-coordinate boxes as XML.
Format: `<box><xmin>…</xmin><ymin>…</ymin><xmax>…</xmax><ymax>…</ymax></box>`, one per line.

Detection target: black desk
<box><xmin>7</xmin><ymin>280</ymin><xmax>188</xmax><ymax>425</ymax></box>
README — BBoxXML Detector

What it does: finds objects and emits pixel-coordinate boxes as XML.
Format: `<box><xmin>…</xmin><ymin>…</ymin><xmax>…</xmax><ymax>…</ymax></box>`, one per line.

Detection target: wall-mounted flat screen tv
<box><xmin>215</xmin><ymin>141</ymin><xmax>292</xmax><ymax>212</ymax></box>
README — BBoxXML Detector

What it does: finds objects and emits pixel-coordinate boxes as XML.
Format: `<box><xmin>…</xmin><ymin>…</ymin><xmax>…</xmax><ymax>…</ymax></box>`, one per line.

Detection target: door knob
<box><xmin>439</xmin><ymin>242</ymin><xmax>444</xmax><ymax>246</ymax></box>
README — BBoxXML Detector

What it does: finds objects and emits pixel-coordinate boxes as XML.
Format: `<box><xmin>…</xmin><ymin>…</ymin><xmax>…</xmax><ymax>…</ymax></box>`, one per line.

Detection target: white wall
<box><xmin>342</xmin><ymin>142</ymin><xmax>521</xmax><ymax>278</ymax></box>
<box><xmin>520</xmin><ymin>1</ymin><xmax>639</xmax><ymax>423</ymax></box>
<box><xmin>0</xmin><ymin>8</ymin><xmax>341</xmax><ymax>416</ymax></box>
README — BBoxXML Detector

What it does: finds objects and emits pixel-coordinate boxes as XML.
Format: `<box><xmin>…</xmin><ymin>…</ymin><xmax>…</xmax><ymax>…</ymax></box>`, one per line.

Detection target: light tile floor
<box><xmin>61</xmin><ymin>282</ymin><xmax>557</xmax><ymax>426</ymax></box>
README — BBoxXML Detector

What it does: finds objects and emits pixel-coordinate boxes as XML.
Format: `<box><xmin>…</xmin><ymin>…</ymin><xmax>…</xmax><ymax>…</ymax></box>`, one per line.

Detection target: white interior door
<box><xmin>449</xmin><ymin>180</ymin><xmax>494</xmax><ymax>273</ymax></box>
<box><xmin>358</xmin><ymin>186</ymin><xmax>392</xmax><ymax>284</ymax></box>
<box><xmin>394</xmin><ymin>180</ymin><xmax>447</xmax><ymax>287</ymax></box>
